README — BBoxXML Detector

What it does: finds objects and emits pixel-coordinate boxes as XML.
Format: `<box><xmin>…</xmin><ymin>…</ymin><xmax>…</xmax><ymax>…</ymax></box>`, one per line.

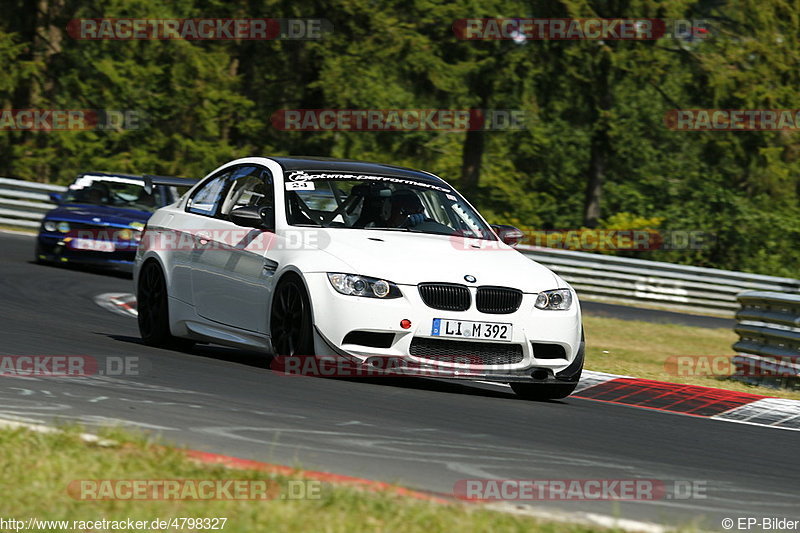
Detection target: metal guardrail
<box><xmin>732</xmin><ymin>291</ymin><xmax>800</xmax><ymax>384</ymax></box>
<box><xmin>517</xmin><ymin>246</ymin><xmax>800</xmax><ymax>317</ymax></box>
<box><xmin>1</xmin><ymin>177</ymin><xmax>799</xmax><ymax>318</ymax></box>
<box><xmin>0</xmin><ymin>178</ymin><xmax>65</xmax><ymax>229</ymax></box>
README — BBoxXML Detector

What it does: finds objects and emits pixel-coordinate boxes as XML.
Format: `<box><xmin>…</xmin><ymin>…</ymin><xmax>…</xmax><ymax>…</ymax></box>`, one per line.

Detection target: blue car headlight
<box><xmin>45</xmin><ymin>221</ymin><xmax>70</xmax><ymax>233</ymax></box>
<box><xmin>327</xmin><ymin>273</ymin><xmax>402</xmax><ymax>299</ymax></box>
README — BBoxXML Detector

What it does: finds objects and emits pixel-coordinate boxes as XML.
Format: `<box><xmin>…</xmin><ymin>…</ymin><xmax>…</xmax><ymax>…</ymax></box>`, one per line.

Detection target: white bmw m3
<box><xmin>134</xmin><ymin>157</ymin><xmax>584</xmax><ymax>400</ymax></box>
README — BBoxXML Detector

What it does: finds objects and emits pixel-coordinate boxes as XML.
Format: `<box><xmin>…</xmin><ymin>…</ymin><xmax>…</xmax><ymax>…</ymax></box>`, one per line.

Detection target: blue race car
<box><xmin>35</xmin><ymin>172</ymin><xmax>179</xmax><ymax>272</ymax></box>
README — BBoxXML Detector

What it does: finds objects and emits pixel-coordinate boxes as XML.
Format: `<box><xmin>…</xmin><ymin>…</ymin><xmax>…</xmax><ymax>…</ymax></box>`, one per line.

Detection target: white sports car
<box><xmin>134</xmin><ymin>157</ymin><xmax>584</xmax><ymax>400</ymax></box>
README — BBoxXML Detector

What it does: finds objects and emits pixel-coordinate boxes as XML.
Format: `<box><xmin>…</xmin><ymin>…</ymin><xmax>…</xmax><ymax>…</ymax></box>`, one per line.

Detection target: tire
<box><xmin>137</xmin><ymin>261</ymin><xmax>193</xmax><ymax>349</ymax></box>
<box><xmin>270</xmin><ymin>276</ymin><xmax>314</xmax><ymax>357</ymax></box>
<box><xmin>510</xmin><ymin>381</ymin><xmax>579</xmax><ymax>401</ymax></box>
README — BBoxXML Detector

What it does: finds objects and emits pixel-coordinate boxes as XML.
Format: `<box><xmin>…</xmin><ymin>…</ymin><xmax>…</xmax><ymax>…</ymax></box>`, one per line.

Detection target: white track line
<box><xmin>0</xmin><ymin>416</ymin><xmax>115</xmax><ymax>446</ymax></box>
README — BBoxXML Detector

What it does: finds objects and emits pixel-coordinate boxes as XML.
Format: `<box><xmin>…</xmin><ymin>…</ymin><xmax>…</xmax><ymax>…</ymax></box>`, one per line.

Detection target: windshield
<box><xmin>283</xmin><ymin>171</ymin><xmax>495</xmax><ymax>240</ymax></box>
<box><xmin>62</xmin><ymin>175</ymin><xmax>165</xmax><ymax>212</ymax></box>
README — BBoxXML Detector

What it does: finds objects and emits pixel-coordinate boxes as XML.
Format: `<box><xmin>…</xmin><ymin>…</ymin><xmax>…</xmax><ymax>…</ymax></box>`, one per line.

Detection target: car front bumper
<box><xmin>36</xmin><ymin>233</ymin><xmax>138</xmax><ymax>272</ymax></box>
<box><xmin>304</xmin><ymin>272</ymin><xmax>584</xmax><ymax>384</ymax></box>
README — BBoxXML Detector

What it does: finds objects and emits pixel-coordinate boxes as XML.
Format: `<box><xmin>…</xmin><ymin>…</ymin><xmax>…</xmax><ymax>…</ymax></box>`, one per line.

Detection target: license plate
<box><xmin>71</xmin><ymin>238</ymin><xmax>115</xmax><ymax>252</ymax></box>
<box><xmin>431</xmin><ymin>319</ymin><xmax>512</xmax><ymax>341</ymax></box>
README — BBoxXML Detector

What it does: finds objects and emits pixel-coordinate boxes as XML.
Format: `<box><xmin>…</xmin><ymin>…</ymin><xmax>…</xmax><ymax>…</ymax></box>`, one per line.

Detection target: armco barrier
<box><xmin>1</xmin><ymin>177</ymin><xmax>799</xmax><ymax>317</ymax></box>
<box><xmin>733</xmin><ymin>291</ymin><xmax>800</xmax><ymax>384</ymax></box>
<box><xmin>0</xmin><ymin>177</ymin><xmax>65</xmax><ymax>229</ymax></box>
<box><xmin>517</xmin><ymin>246</ymin><xmax>800</xmax><ymax>317</ymax></box>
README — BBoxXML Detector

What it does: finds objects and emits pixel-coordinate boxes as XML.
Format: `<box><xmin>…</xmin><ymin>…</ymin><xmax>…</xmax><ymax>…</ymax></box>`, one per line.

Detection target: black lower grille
<box><xmin>476</xmin><ymin>286</ymin><xmax>523</xmax><ymax>314</ymax></box>
<box><xmin>531</xmin><ymin>343</ymin><xmax>566</xmax><ymax>359</ymax></box>
<box><xmin>409</xmin><ymin>338</ymin><xmax>524</xmax><ymax>366</ymax></box>
<box><xmin>342</xmin><ymin>331</ymin><xmax>395</xmax><ymax>349</ymax></box>
<box><xmin>418</xmin><ymin>283</ymin><xmax>471</xmax><ymax>312</ymax></box>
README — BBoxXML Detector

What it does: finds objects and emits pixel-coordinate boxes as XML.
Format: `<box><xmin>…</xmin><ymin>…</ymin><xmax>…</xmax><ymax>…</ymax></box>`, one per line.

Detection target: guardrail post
<box><xmin>732</xmin><ymin>291</ymin><xmax>800</xmax><ymax>389</ymax></box>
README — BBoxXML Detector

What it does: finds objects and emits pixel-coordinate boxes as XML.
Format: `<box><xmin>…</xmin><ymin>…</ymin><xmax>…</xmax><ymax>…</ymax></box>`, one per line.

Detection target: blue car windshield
<box><xmin>62</xmin><ymin>175</ymin><xmax>163</xmax><ymax>212</ymax></box>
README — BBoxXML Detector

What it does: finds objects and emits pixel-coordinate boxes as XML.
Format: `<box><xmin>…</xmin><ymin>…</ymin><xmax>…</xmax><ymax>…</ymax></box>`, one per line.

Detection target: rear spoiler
<box><xmin>143</xmin><ymin>174</ymin><xmax>198</xmax><ymax>194</ymax></box>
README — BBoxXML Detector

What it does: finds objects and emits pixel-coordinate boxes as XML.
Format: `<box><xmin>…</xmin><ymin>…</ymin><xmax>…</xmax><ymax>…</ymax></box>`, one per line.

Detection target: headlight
<box><xmin>43</xmin><ymin>221</ymin><xmax>57</xmax><ymax>232</ymax></box>
<box><xmin>130</xmin><ymin>222</ymin><xmax>145</xmax><ymax>242</ymax></box>
<box><xmin>535</xmin><ymin>289</ymin><xmax>573</xmax><ymax>310</ymax></box>
<box><xmin>327</xmin><ymin>273</ymin><xmax>402</xmax><ymax>299</ymax></box>
<box><xmin>56</xmin><ymin>221</ymin><xmax>70</xmax><ymax>233</ymax></box>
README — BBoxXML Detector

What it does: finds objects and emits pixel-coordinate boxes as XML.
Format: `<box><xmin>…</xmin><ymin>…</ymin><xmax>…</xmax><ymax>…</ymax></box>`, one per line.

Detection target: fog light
<box><xmin>400</xmin><ymin>319</ymin><xmax>411</xmax><ymax>329</ymax></box>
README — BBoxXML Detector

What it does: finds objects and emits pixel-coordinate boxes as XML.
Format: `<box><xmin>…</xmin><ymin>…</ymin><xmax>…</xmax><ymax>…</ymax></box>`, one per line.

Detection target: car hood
<box><xmin>310</xmin><ymin>228</ymin><xmax>560</xmax><ymax>293</ymax></box>
<box><xmin>44</xmin><ymin>204</ymin><xmax>152</xmax><ymax>227</ymax></box>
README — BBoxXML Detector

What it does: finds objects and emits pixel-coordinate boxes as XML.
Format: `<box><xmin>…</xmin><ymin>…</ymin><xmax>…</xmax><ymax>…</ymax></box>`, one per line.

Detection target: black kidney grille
<box><xmin>418</xmin><ymin>283</ymin><xmax>471</xmax><ymax>311</ymax></box>
<box><xmin>409</xmin><ymin>338</ymin><xmax>524</xmax><ymax>366</ymax></box>
<box><xmin>476</xmin><ymin>286</ymin><xmax>523</xmax><ymax>314</ymax></box>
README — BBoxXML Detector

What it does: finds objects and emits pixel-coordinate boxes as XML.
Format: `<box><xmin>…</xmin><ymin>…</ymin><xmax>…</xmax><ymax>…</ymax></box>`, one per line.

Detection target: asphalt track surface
<box><xmin>0</xmin><ymin>232</ymin><xmax>796</xmax><ymax>530</ymax></box>
<box><xmin>580</xmin><ymin>301</ymin><xmax>735</xmax><ymax>330</ymax></box>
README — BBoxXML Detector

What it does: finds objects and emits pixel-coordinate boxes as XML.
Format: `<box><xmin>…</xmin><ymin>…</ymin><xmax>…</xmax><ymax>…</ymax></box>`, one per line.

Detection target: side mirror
<box><xmin>491</xmin><ymin>224</ymin><xmax>525</xmax><ymax>246</ymax></box>
<box><xmin>229</xmin><ymin>205</ymin><xmax>274</xmax><ymax>230</ymax></box>
<box><xmin>49</xmin><ymin>192</ymin><xmax>63</xmax><ymax>204</ymax></box>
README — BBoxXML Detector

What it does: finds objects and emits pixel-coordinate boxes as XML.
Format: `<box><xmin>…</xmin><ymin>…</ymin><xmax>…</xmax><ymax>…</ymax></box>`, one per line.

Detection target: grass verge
<box><xmin>583</xmin><ymin>315</ymin><xmax>800</xmax><ymax>400</ymax></box>
<box><xmin>0</xmin><ymin>425</ymin><xmax>612</xmax><ymax>533</ymax></box>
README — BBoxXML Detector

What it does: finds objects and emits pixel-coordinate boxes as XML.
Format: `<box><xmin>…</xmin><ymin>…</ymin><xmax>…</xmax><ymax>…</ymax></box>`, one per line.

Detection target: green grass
<box><xmin>0</xmin><ymin>426</ymin><xmax>614</xmax><ymax>533</ymax></box>
<box><xmin>583</xmin><ymin>315</ymin><xmax>800</xmax><ymax>400</ymax></box>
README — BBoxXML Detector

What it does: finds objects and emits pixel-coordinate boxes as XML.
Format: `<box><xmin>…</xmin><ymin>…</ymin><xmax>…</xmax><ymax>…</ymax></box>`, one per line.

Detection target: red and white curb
<box><xmin>571</xmin><ymin>372</ymin><xmax>800</xmax><ymax>431</ymax></box>
<box><xmin>94</xmin><ymin>292</ymin><xmax>138</xmax><ymax>318</ymax></box>
<box><xmin>711</xmin><ymin>397</ymin><xmax>800</xmax><ymax>429</ymax></box>
<box><xmin>95</xmin><ymin>292</ymin><xmax>800</xmax><ymax>431</ymax></box>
